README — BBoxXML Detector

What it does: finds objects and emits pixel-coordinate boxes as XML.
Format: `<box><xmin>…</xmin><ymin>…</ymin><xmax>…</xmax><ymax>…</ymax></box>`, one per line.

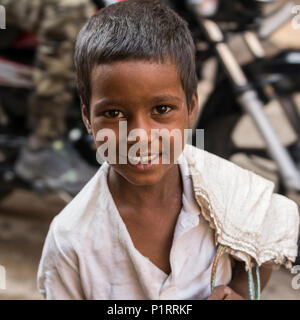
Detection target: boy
<box><xmin>37</xmin><ymin>0</ymin><xmax>299</xmax><ymax>300</ymax></box>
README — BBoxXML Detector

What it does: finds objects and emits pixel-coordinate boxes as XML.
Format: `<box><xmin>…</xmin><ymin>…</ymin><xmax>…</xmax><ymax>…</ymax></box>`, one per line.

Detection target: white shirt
<box><xmin>37</xmin><ymin>153</ymin><xmax>232</xmax><ymax>300</ymax></box>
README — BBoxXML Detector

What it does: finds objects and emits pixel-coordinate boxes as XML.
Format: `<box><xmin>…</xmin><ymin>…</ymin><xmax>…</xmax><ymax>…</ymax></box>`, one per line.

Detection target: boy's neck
<box><xmin>107</xmin><ymin>164</ymin><xmax>183</xmax><ymax>215</ymax></box>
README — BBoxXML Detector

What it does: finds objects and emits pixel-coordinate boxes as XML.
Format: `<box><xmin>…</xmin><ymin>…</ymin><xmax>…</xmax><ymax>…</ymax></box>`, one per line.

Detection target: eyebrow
<box><xmin>93</xmin><ymin>94</ymin><xmax>182</xmax><ymax>110</ymax></box>
<box><xmin>150</xmin><ymin>94</ymin><xmax>182</xmax><ymax>104</ymax></box>
<box><xmin>93</xmin><ymin>99</ymin><xmax>124</xmax><ymax>110</ymax></box>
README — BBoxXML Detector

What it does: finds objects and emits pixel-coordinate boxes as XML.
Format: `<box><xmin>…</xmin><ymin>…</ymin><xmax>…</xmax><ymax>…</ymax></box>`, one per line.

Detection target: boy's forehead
<box><xmin>91</xmin><ymin>58</ymin><xmax>179</xmax><ymax>80</ymax></box>
<box><xmin>90</xmin><ymin>59</ymin><xmax>185</xmax><ymax>101</ymax></box>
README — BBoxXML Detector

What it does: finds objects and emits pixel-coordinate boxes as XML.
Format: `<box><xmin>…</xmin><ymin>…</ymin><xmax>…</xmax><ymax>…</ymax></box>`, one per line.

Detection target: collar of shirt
<box><xmin>172</xmin><ymin>152</ymin><xmax>201</xmax><ymax>242</ymax></box>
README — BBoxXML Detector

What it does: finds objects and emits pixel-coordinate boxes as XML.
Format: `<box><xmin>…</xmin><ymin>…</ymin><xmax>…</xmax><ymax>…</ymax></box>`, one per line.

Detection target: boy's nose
<box><xmin>126</xmin><ymin>115</ymin><xmax>153</xmax><ymax>144</ymax></box>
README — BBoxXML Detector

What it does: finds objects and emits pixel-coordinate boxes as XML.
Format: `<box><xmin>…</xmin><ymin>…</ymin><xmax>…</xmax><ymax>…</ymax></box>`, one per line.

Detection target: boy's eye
<box><xmin>103</xmin><ymin>110</ymin><xmax>124</xmax><ymax>118</ymax></box>
<box><xmin>152</xmin><ymin>105</ymin><xmax>172</xmax><ymax>115</ymax></box>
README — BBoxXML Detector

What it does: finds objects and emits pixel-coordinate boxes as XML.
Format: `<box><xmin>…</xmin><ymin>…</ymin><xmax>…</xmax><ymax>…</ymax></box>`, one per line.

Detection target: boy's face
<box><xmin>81</xmin><ymin>59</ymin><xmax>198</xmax><ymax>186</ymax></box>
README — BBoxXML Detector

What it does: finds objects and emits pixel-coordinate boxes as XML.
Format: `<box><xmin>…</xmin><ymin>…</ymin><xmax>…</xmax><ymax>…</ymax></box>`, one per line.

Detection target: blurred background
<box><xmin>0</xmin><ymin>0</ymin><xmax>300</xmax><ymax>299</ymax></box>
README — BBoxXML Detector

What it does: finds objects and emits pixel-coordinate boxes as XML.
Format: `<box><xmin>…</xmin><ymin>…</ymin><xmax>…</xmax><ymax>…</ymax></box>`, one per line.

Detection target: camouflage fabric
<box><xmin>0</xmin><ymin>0</ymin><xmax>95</xmax><ymax>139</ymax></box>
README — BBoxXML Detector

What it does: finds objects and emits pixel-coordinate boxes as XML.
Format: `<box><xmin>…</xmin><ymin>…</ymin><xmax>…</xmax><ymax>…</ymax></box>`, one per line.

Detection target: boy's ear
<box><xmin>188</xmin><ymin>90</ymin><xmax>199</xmax><ymax>128</ymax></box>
<box><xmin>81</xmin><ymin>103</ymin><xmax>92</xmax><ymax>135</ymax></box>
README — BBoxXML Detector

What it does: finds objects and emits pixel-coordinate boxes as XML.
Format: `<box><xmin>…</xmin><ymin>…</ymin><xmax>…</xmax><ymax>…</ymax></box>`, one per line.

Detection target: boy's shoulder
<box><xmin>49</xmin><ymin>163</ymin><xmax>110</xmax><ymax>239</ymax></box>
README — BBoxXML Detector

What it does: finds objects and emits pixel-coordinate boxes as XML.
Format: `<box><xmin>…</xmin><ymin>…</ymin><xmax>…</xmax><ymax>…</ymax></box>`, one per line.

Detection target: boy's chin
<box><xmin>111</xmin><ymin>163</ymin><xmax>176</xmax><ymax>187</ymax></box>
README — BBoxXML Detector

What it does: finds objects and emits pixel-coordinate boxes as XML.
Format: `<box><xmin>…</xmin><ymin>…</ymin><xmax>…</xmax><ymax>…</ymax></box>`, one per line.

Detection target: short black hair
<box><xmin>74</xmin><ymin>0</ymin><xmax>198</xmax><ymax>113</ymax></box>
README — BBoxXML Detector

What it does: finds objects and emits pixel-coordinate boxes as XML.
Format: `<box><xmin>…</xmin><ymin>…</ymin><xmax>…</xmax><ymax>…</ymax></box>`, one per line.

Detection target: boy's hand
<box><xmin>206</xmin><ymin>285</ymin><xmax>245</xmax><ymax>300</ymax></box>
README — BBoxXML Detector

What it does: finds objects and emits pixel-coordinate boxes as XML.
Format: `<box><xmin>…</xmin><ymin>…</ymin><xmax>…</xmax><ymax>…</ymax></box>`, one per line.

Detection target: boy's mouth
<box><xmin>127</xmin><ymin>153</ymin><xmax>162</xmax><ymax>171</ymax></box>
<box><xmin>128</xmin><ymin>154</ymin><xmax>159</xmax><ymax>164</ymax></box>
<box><xmin>119</xmin><ymin>153</ymin><xmax>161</xmax><ymax>164</ymax></box>
<box><xmin>117</xmin><ymin>153</ymin><xmax>167</xmax><ymax>171</ymax></box>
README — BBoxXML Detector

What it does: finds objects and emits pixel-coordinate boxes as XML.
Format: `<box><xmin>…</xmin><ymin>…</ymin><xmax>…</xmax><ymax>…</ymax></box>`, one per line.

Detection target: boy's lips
<box><xmin>119</xmin><ymin>153</ymin><xmax>161</xmax><ymax>160</ymax></box>
<box><xmin>118</xmin><ymin>153</ymin><xmax>163</xmax><ymax>170</ymax></box>
<box><xmin>128</xmin><ymin>154</ymin><xmax>162</xmax><ymax>171</ymax></box>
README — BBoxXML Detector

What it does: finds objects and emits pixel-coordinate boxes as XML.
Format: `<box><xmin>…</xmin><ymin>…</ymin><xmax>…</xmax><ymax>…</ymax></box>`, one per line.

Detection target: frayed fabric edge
<box><xmin>193</xmin><ymin>183</ymin><xmax>296</xmax><ymax>272</ymax></box>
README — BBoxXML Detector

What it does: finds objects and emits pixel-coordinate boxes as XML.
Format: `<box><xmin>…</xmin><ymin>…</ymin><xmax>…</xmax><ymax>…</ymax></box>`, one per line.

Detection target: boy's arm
<box><xmin>37</xmin><ymin>220</ymin><xmax>85</xmax><ymax>300</ymax></box>
<box><xmin>228</xmin><ymin>260</ymin><xmax>273</xmax><ymax>299</ymax></box>
<box><xmin>207</xmin><ymin>260</ymin><xmax>273</xmax><ymax>300</ymax></box>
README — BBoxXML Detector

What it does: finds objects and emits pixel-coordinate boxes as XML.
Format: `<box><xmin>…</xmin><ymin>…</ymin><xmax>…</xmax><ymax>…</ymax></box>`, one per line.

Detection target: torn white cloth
<box><xmin>182</xmin><ymin>144</ymin><xmax>299</xmax><ymax>270</ymax></box>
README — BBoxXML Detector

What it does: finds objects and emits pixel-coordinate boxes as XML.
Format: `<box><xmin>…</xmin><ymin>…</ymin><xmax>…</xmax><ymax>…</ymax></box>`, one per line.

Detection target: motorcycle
<box><xmin>161</xmin><ymin>0</ymin><xmax>300</xmax><ymax>195</ymax></box>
